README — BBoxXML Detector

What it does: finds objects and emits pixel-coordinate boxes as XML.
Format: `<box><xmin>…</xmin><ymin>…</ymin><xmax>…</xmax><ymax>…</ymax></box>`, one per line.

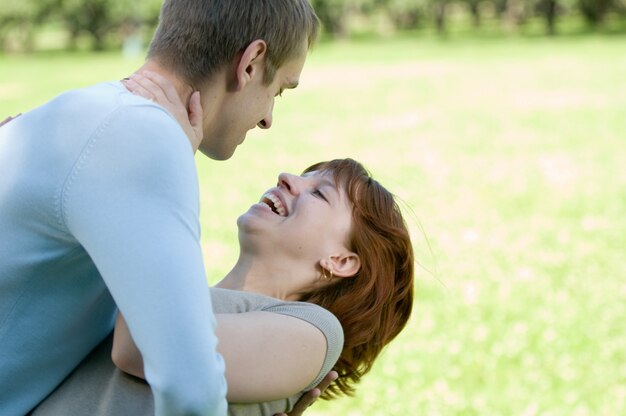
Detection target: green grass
<box><xmin>1</xmin><ymin>35</ymin><xmax>625</xmax><ymax>415</ymax></box>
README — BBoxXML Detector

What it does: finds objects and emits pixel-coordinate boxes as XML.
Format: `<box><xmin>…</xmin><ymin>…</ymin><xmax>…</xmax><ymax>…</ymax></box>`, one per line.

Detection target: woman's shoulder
<box><xmin>210</xmin><ymin>287</ymin><xmax>338</xmax><ymax>319</ymax></box>
<box><xmin>209</xmin><ymin>286</ymin><xmax>284</xmax><ymax>313</ymax></box>
<box><xmin>210</xmin><ymin>287</ymin><xmax>344</xmax><ymax>391</ymax></box>
<box><xmin>210</xmin><ymin>287</ymin><xmax>343</xmax><ymax>340</ymax></box>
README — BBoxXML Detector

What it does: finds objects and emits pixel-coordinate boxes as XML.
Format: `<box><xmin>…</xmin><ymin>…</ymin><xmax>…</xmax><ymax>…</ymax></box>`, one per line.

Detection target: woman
<box><xmin>31</xmin><ymin>75</ymin><xmax>414</xmax><ymax>415</ymax></box>
<box><xmin>32</xmin><ymin>158</ymin><xmax>414</xmax><ymax>416</ymax></box>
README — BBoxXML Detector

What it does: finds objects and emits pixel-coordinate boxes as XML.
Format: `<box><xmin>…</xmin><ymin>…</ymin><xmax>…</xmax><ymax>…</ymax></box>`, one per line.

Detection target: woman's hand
<box><xmin>122</xmin><ymin>72</ymin><xmax>203</xmax><ymax>152</ymax></box>
<box><xmin>273</xmin><ymin>371</ymin><xmax>338</xmax><ymax>416</ymax></box>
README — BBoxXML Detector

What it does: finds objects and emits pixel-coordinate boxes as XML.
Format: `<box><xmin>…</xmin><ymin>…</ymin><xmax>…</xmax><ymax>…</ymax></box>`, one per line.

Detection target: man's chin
<box><xmin>198</xmin><ymin>143</ymin><xmax>236</xmax><ymax>161</ymax></box>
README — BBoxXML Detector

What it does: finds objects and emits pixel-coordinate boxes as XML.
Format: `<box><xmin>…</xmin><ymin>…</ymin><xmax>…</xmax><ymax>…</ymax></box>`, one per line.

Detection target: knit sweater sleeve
<box><xmin>62</xmin><ymin>104</ymin><xmax>227</xmax><ymax>416</ymax></box>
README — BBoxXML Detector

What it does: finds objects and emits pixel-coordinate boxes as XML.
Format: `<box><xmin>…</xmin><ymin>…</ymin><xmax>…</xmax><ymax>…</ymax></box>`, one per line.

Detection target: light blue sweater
<box><xmin>0</xmin><ymin>82</ymin><xmax>227</xmax><ymax>415</ymax></box>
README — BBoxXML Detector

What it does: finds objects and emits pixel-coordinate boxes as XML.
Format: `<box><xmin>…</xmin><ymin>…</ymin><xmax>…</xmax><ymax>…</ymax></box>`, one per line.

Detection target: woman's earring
<box><xmin>321</xmin><ymin>268</ymin><xmax>333</xmax><ymax>281</ymax></box>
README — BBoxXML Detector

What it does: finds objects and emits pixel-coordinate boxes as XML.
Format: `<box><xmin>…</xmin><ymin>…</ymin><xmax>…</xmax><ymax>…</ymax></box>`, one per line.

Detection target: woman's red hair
<box><xmin>299</xmin><ymin>158</ymin><xmax>414</xmax><ymax>398</ymax></box>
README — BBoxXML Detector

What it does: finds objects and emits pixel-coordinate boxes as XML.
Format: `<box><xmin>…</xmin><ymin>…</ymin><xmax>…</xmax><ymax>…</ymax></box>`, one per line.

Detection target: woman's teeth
<box><xmin>261</xmin><ymin>192</ymin><xmax>286</xmax><ymax>216</ymax></box>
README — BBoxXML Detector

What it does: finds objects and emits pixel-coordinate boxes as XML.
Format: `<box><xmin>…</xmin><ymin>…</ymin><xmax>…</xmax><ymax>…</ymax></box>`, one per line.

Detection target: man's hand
<box><xmin>274</xmin><ymin>371</ymin><xmax>338</xmax><ymax>416</ymax></box>
<box><xmin>1</xmin><ymin>113</ymin><xmax>21</xmax><ymax>127</ymax></box>
<box><xmin>122</xmin><ymin>72</ymin><xmax>203</xmax><ymax>152</ymax></box>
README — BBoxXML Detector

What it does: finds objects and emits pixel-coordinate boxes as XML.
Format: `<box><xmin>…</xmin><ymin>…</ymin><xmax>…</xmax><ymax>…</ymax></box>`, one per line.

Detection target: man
<box><xmin>0</xmin><ymin>1</ymin><xmax>319</xmax><ymax>415</ymax></box>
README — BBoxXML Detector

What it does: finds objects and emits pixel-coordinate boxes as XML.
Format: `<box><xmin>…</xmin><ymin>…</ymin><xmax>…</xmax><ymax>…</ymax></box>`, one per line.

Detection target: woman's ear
<box><xmin>321</xmin><ymin>252</ymin><xmax>361</xmax><ymax>279</ymax></box>
<box><xmin>234</xmin><ymin>39</ymin><xmax>268</xmax><ymax>91</ymax></box>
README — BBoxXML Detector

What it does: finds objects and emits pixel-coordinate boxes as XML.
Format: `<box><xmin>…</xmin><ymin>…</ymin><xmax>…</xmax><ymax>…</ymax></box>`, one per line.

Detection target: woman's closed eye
<box><xmin>313</xmin><ymin>189</ymin><xmax>328</xmax><ymax>203</ymax></box>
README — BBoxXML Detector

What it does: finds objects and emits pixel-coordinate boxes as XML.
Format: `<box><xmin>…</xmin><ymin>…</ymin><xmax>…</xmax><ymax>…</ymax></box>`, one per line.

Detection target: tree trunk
<box><xmin>504</xmin><ymin>0</ymin><xmax>528</xmax><ymax>32</ymax></box>
<box><xmin>579</xmin><ymin>0</ymin><xmax>611</xmax><ymax>26</ymax></box>
<box><xmin>434</xmin><ymin>1</ymin><xmax>448</xmax><ymax>35</ymax></box>
<box><xmin>469</xmin><ymin>0</ymin><xmax>481</xmax><ymax>28</ymax></box>
<box><xmin>544</xmin><ymin>0</ymin><xmax>558</xmax><ymax>35</ymax></box>
<box><xmin>85</xmin><ymin>1</ymin><xmax>109</xmax><ymax>51</ymax></box>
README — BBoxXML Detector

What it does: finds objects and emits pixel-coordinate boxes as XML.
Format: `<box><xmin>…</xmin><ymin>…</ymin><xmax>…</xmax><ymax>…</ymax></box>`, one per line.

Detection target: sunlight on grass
<box><xmin>1</xmin><ymin>35</ymin><xmax>625</xmax><ymax>415</ymax></box>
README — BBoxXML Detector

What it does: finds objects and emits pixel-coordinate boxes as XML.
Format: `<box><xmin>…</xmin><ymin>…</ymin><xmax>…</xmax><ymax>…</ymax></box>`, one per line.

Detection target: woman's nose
<box><xmin>277</xmin><ymin>173</ymin><xmax>301</xmax><ymax>195</ymax></box>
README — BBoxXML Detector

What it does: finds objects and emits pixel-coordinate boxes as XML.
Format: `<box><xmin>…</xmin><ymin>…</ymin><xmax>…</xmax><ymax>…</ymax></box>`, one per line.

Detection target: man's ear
<box><xmin>321</xmin><ymin>252</ymin><xmax>361</xmax><ymax>279</ymax></box>
<box><xmin>234</xmin><ymin>39</ymin><xmax>268</xmax><ymax>91</ymax></box>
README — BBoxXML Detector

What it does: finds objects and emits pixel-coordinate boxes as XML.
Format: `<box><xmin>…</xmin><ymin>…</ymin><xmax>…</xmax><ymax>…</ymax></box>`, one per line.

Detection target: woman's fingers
<box><xmin>315</xmin><ymin>370</ymin><xmax>338</xmax><ymax>392</ymax></box>
<box><xmin>1</xmin><ymin>113</ymin><xmax>22</xmax><ymax>127</ymax></box>
<box><xmin>1</xmin><ymin>116</ymin><xmax>13</xmax><ymax>127</ymax></box>
<box><xmin>123</xmin><ymin>78</ymin><xmax>152</xmax><ymax>101</ymax></box>
<box><xmin>285</xmin><ymin>389</ymin><xmax>320</xmax><ymax>416</ymax></box>
<box><xmin>124</xmin><ymin>73</ymin><xmax>166</xmax><ymax>104</ymax></box>
<box><xmin>123</xmin><ymin>72</ymin><xmax>203</xmax><ymax>152</ymax></box>
<box><xmin>141</xmin><ymin>71</ymin><xmax>180</xmax><ymax>103</ymax></box>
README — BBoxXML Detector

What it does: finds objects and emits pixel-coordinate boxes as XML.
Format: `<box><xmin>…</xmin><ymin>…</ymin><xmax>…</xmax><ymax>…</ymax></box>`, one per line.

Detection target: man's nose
<box><xmin>258</xmin><ymin>101</ymin><xmax>274</xmax><ymax>129</ymax></box>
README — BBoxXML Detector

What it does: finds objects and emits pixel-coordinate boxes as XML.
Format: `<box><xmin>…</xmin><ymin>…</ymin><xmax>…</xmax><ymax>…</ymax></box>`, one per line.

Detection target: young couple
<box><xmin>0</xmin><ymin>1</ymin><xmax>413</xmax><ymax>415</ymax></box>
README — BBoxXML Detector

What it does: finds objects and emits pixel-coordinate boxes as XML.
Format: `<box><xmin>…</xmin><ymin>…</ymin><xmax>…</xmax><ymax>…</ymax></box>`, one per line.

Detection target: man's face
<box><xmin>198</xmin><ymin>43</ymin><xmax>308</xmax><ymax>160</ymax></box>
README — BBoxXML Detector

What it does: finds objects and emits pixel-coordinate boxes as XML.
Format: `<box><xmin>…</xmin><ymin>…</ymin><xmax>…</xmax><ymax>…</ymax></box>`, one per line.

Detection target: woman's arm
<box><xmin>111</xmin><ymin>314</ymin><xmax>145</xmax><ymax>378</ymax></box>
<box><xmin>112</xmin><ymin>312</ymin><xmax>327</xmax><ymax>403</ymax></box>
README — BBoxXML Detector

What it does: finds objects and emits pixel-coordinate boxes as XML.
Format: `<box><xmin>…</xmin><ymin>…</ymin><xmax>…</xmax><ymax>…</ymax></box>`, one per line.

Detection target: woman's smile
<box><xmin>260</xmin><ymin>191</ymin><xmax>288</xmax><ymax>216</ymax></box>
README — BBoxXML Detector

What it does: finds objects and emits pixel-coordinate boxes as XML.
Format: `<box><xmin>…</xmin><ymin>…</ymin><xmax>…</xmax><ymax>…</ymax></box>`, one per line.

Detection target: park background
<box><xmin>1</xmin><ymin>0</ymin><xmax>625</xmax><ymax>415</ymax></box>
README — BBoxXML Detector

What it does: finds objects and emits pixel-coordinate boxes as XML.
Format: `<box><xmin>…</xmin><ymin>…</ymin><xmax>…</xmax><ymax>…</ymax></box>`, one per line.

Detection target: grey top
<box><xmin>30</xmin><ymin>287</ymin><xmax>343</xmax><ymax>416</ymax></box>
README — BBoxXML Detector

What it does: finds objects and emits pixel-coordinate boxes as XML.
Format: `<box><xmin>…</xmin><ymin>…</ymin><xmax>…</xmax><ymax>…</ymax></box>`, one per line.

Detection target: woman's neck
<box><xmin>214</xmin><ymin>255</ymin><xmax>310</xmax><ymax>301</ymax></box>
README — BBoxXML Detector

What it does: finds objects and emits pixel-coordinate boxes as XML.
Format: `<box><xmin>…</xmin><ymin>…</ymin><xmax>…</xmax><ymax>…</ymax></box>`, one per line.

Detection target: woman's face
<box><xmin>237</xmin><ymin>170</ymin><xmax>354</xmax><ymax>263</ymax></box>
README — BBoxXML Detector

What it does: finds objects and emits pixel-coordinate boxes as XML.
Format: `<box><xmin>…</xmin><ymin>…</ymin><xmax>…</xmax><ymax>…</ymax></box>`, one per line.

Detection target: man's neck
<box><xmin>133</xmin><ymin>61</ymin><xmax>195</xmax><ymax>105</ymax></box>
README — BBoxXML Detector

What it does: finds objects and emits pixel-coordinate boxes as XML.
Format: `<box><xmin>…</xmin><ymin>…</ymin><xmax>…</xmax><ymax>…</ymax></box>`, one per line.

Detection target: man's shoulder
<box><xmin>52</xmin><ymin>81</ymin><xmax>124</xmax><ymax>109</ymax></box>
<box><xmin>54</xmin><ymin>81</ymin><xmax>178</xmax><ymax>127</ymax></box>
<box><xmin>39</xmin><ymin>81</ymin><xmax>172</xmax><ymax>133</ymax></box>
<box><xmin>65</xmin><ymin>82</ymin><xmax>190</xmax><ymax>159</ymax></box>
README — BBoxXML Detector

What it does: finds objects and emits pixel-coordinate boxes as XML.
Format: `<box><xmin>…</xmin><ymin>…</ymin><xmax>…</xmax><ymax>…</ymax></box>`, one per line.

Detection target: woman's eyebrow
<box><xmin>301</xmin><ymin>172</ymin><xmax>339</xmax><ymax>195</ymax></box>
<box><xmin>319</xmin><ymin>179</ymin><xmax>340</xmax><ymax>197</ymax></box>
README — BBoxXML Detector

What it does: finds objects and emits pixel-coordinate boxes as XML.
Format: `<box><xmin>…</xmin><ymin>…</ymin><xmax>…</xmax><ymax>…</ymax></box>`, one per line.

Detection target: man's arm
<box><xmin>63</xmin><ymin>106</ymin><xmax>226</xmax><ymax>415</ymax></box>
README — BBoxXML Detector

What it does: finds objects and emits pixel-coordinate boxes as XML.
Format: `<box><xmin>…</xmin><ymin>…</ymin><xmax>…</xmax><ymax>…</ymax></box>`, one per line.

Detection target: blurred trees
<box><xmin>0</xmin><ymin>0</ymin><xmax>625</xmax><ymax>52</ymax></box>
<box><xmin>0</xmin><ymin>0</ymin><xmax>161</xmax><ymax>52</ymax></box>
<box><xmin>310</xmin><ymin>0</ymin><xmax>626</xmax><ymax>36</ymax></box>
